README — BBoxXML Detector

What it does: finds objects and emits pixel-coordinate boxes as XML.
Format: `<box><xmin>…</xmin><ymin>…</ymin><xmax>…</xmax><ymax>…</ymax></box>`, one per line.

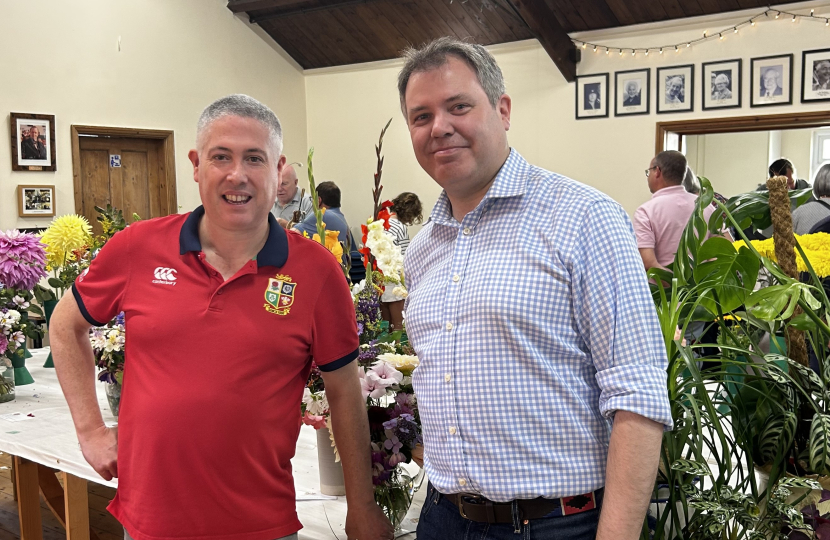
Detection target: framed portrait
<box><xmin>17</xmin><ymin>185</ymin><xmax>55</xmax><ymax>217</ymax></box>
<box><xmin>10</xmin><ymin>112</ymin><xmax>56</xmax><ymax>171</ymax></box>
<box><xmin>656</xmin><ymin>64</ymin><xmax>694</xmax><ymax>114</ymax></box>
<box><xmin>575</xmin><ymin>73</ymin><xmax>609</xmax><ymax>119</ymax></box>
<box><xmin>801</xmin><ymin>48</ymin><xmax>830</xmax><ymax>103</ymax></box>
<box><xmin>751</xmin><ymin>54</ymin><xmax>793</xmax><ymax>107</ymax></box>
<box><xmin>702</xmin><ymin>59</ymin><xmax>742</xmax><ymax>110</ymax></box>
<box><xmin>615</xmin><ymin>68</ymin><xmax>650</xmax><ymax>116</ymax></box>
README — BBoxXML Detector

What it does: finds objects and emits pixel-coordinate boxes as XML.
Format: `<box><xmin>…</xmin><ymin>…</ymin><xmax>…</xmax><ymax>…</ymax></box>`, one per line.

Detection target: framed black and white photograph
<box><xmin>575</xmin><ymin>73</ymin><xmax>608</xmax><ymax>119</ymax></box>
<box><xmin>615</xmin><ymin>68</ymin><xmax>650</xmax><ymax>116</ymax></box>
<box><xmin>656</xmin><ymin>64</ymin><xmax>694</xmax><ymax>114</ymax></box>
<box><xmin>17</xmin><ymin>185</ymin><xmax>55</xmax><ymax>217</ymax></box>
<box><xmin>801</xmin><ymin>48</ymin><xmax>830</xmax><ymax>103</ymax></box>
<box><xmin>10</xmin><ymin>112</ymin><xmax>56</xmax><ymax>171</ymax></box>
<box><xmin>702</xmin><ymin>59</ymin><xmax>741</xmax><ymax>110</ymax></box>
<box><xmin>751</xmin><ymin>54</ymin><xmax>793</xmax><ymax>107</ymax></box>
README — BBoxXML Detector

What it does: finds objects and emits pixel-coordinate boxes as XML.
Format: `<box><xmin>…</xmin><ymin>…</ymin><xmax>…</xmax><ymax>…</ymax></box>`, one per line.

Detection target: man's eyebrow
<box><xmin>207</xmin><ymin>146</ymin><xmax>267</xmax><ymax>155</ymax></box>
<box><xmin>408</xmin><ymin>93</ymin><xmax>472</xmax><ymax>115</ymax></box>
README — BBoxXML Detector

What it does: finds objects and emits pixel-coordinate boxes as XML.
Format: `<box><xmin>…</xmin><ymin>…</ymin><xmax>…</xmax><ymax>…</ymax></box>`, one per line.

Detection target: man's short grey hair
<box><xmin>397</xmin><ymin>37</ymin><xmax>506</xmax><ymax>114</ymax></box>
<box><xmin>813</xmin><ymin>164</ymin><xmax>830</xmax><ymax>198</ymax></box>
<box><xmin>682</xmin><ymin>166</ymin><xmax>700</xmax><ymax>194</ymax></box>
<box><xmin>655</xmin><ymin>150</ymin><xmax>687</xmax><ymax>184</ymax></box>
<box><xmin>196</xmin><ymin>94</ymin><xmax>283</xmax><ymax>155</ymax></box>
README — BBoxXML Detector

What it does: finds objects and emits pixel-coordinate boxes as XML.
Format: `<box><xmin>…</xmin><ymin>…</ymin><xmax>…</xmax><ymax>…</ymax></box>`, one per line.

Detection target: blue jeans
<box><xmin>417</xmin><ymin>483</ymin><xmax>600</xmax><ymax>540</ymax></box>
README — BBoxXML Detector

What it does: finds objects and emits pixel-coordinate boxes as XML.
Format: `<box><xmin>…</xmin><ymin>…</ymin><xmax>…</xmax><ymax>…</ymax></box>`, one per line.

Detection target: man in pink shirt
<box><xmin>633</xmin><ymin>151</ymin><xmax>714</xmax><ymax>270</ymax></box>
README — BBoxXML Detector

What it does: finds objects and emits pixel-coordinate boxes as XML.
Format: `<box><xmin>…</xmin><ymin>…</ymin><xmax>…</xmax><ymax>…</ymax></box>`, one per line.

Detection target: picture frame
<box><xmin>702</xmin><ymin>59</ymin><xmax>742</xmax><ymax>110</ymax></box>
<box><xmin>17</xmin><ymin>185</ymin><xmax>55</xmax><ymax>217</ymax></box>
<box><xmin>10</xmin><ymin>112</ymin><xmax>57</xmax><ymax>171</ymax></box>
<box><xmin>575</xmin><ymin>73</ymin><xmax>609</xmax><ymax>119</ymax></box>
<box><xmin>615</xmin><ymin>68</ymin><xmax>650</xmax><ymax>116</ymax></box>
<box><xmin>801</xmin><ymin>48</ymin><xmax>830</xmax><ymax>103</ymax></box>
<box><xmin>750</xmin><ymin>54</ymin><xmax>793</xmax><ymax>107</ymax></box>
<box><xmin>656</xmin><ymin>64</ymin><xmax>694</xmax><ymax>114</ymax></box>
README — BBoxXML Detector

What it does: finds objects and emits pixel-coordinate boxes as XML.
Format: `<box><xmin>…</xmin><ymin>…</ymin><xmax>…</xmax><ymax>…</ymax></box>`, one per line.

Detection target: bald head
<box><xmin>277</xmin><ymin>164</ymin><xmax>299</xmax><ymax>206</ymax></box>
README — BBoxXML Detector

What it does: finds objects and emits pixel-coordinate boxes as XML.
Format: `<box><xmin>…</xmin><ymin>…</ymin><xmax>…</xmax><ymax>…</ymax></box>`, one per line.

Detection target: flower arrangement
<box><xmin>39</xmin><ymin>214</ymin><xmax>93</xmax><ymax>299</ymax></box>
<box><xmin>90</xmin><ymin>312</ymin><xmax>125</xmax><ymax>385</ymax></box>
<box><xmin>734</xmin><ymin>232</ymin><xmax>830</xmax><ymax>277</ymax></box>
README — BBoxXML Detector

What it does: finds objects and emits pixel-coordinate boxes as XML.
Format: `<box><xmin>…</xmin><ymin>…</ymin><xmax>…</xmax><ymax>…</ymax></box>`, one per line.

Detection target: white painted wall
<box><xmin>305</xmin><ymin>2</ymin><xmax>830</xmax><ymax>223</ymax></box>
<box><xmin>0</xmin><ymin>0</ymin><xmax>307</xmax><ymax>231</ymax></box>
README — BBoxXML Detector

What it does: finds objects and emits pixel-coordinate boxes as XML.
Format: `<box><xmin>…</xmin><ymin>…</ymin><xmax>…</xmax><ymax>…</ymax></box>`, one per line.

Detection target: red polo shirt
<box><xmin>72</xmin><ymin>206</ymin><xmax>358</xmax><ymax>540</ymax></box>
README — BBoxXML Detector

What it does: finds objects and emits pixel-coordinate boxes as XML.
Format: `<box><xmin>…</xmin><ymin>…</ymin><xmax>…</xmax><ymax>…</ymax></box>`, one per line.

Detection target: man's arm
<box><xmin>50</xmin><ymin>292</ymin><xmax>118</xmax><ymax>480</ymax></box>
<box><xmin>596</xmin><ymin>410</ymin><xmax>663</xmax><ymax>540</ymax></box>
<box><xmin>321</xmin><ymin>363</ymin><xmax>393</xmax><ymax>540</ymax></box>
<box><xmin>638</xmin><ymin>247</ymin><xmax>664</xmax><ymax>271</ymax></box>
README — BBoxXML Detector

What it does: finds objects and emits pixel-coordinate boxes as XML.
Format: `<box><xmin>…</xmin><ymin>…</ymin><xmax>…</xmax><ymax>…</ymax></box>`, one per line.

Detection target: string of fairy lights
<box><xmin>573</xmin><ymin>7</ymin><xmax>830</xmax><ymax>58</ymax></box>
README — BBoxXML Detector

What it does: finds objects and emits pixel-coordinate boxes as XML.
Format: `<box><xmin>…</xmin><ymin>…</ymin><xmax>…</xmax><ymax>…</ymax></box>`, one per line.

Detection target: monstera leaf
<box><xmin>725</xmin><ymin>187</ymin><xmax>813</xmax><ymax>232</ymax></box>
<box><xmin>745</xmin><ymin>282</ymin><xmax>821</xmax><ymax>321</ymax></box>
<box><xmin>693</xmin><ymin>237</ymin><xmax>760</xmax><ymax>317</ymax></box>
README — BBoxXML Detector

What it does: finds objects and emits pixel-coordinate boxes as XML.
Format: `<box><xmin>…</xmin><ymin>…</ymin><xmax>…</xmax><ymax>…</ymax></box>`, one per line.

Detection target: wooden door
<box><xmin>77</xmin><ymin>136</ymin><xmax>171</xmax><ymax>235</ymax></box>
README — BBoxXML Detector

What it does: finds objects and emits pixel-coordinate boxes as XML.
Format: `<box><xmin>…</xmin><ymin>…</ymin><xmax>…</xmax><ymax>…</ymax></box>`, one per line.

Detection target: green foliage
<box><xmin>808</xmin><ymin>413</ymin><xmax>830</xmax><ymax>475</ymax></box>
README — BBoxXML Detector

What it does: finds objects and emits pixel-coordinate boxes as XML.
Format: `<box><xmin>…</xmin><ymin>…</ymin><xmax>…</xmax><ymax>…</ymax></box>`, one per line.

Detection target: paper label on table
<box><xmin>0</xmin><ymin>412</ymin><xmax>28</xmax><ymax>422</ymax></box>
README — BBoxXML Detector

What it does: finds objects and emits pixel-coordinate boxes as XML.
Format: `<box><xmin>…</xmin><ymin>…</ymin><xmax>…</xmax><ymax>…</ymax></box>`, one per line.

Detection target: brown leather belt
<box><xmin>442</xmin><ymin>488</ymin><xmax>603</xmax><ymax>524</ymax></box>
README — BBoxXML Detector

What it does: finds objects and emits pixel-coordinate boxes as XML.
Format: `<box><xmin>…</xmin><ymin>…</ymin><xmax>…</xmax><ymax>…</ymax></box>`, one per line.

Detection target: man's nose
<box><xmin>430</xmin><ymin>110</ymin><xmax>455</xmax><ymax>138</ymax></box>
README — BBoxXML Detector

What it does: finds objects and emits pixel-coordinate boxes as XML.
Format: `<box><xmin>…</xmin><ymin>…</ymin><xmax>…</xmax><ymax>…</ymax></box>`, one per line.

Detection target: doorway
<box><xmin>71</xmin><ymin>125</ymin><xmax>177</xmax><ymax>235</ymax></box>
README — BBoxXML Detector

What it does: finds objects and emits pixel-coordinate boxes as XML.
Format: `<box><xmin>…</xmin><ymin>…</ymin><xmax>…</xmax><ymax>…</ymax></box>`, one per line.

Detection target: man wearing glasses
<box><xmin>633</xmin><ymin>151</ymin><xmax>714</xmax><ymax>271</ymax></box>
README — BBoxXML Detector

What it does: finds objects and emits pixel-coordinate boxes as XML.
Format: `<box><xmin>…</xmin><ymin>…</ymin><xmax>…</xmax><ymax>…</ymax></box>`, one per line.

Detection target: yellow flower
<box><xmin>733</xmin><ymin>232</ymin><xmax>830</xmax><ymax>277</ymax></box>
<box><xmin>376</xmin><ymin>353</ymin><xmax>420</xmax><ymax>376</ymax></box>
<box><xmin>40</xmin><ymin>214</ymin><xmax>92</xmax><ymax>269</ymax></box>
<box><xmin>312</xmin><ymin>230</ymin><xmax>343</xmax><ymax>262</ymax></box>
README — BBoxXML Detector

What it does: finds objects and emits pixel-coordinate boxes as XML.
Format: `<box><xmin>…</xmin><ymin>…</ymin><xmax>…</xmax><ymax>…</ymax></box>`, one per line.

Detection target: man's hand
<box><xmin>78</xmin><ymin>425</ymin><xmax>118</xmax><ymax>480</ymax></box>
<box><xmin>345</xmin><ymin>501</ymin><xmax>395</xmax><ymax>540</ymax></box>
<box><xmin>411</xmin><ymin>444</ymin><xmax>424</xmax><ymax>468</ymax></box>
<box><xmin>276</xmin><ymin>217</ymin><xmax>289</xmax><ymax>228</ymax></box>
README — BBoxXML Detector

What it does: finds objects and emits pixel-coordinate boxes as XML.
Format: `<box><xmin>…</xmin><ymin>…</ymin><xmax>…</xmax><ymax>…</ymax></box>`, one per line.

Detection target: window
<box><xmin>811</xmin><ymin>128</ymin><xmax>830</xmax><ymax>181</ymax></box>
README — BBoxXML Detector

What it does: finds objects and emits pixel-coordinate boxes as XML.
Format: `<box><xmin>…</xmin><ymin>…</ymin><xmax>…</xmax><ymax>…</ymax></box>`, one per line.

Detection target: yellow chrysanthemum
<box><xmin>733</xmin><ymin>232</ymin><xmax>830</xmax><ymax>278</ymax></box>
<box><xmin>312</xmin><ymin>230</ymin><xmax>344</xmax><ymax>262</ymax></box>
<box><xmin>40</xmin><ymin>214</ymin><xmax>92</xmax><ymax>269</ymax></box>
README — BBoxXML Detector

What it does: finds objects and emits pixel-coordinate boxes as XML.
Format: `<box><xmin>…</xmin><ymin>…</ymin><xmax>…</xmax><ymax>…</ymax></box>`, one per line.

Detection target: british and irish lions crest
<box><xmin>264</xmin><ymin>274</ymin><xmax>296</xmax><ymax>315</ymax></box>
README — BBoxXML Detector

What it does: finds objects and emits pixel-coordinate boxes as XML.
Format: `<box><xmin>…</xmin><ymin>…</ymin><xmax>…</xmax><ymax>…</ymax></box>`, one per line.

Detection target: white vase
<box><xmin>316</xmin><ymin>427</ymin><xmax>346</xmax><ymax>496</ymax></box>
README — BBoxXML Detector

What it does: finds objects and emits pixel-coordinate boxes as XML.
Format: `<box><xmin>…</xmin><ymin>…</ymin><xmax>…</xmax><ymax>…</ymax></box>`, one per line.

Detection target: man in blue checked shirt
<box><xmin>397</xmin><ymin>37</ymin><xmax>673</xmax><ymax>540</ymax></box>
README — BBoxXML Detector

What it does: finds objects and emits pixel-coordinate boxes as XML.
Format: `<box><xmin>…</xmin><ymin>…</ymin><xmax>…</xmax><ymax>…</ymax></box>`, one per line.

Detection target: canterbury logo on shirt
<box><xmin>152</xmin><ymin>267</ymin><xmax>177</xmax><ymax>285</ymax></box>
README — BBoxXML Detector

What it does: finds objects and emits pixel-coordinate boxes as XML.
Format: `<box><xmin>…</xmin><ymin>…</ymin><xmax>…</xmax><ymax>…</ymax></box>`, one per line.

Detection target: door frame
<box><xmin>70</xmin><ymin>125</ymin><xmax>177</xmax><ymax>218</ymax></box>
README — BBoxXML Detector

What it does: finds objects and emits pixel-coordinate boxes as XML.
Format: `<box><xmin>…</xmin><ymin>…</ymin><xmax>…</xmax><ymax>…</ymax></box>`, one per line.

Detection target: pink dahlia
<box><xmin>0</xmin><ymin>230</ymin><xmax>48</xmax><ymax>291</ymax></box>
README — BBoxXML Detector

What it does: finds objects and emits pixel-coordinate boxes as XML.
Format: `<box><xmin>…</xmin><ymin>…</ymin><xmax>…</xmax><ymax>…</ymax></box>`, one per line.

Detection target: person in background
<box><xmin>634</xmin><ymin>152</ymin><xmax>715</xmax><ymax>271</ymax></box>
<box><xmin>21</xmin><ymin>125</ymin><xmax>47</xmax><ymax>160</ymax></box>
<box><xmin>814</xmin><ymin>59</ymin><xmax>830</xmax><ymax>91</ymax></box>
<box><xmin>399</xmin><ymin>37</ymin><xmax>671</xmax><ymax>540</ymax></box>
<box><xmin>758</xmin><ymin>158</ymin><xmax>810</xmax><ymax>191</ymax></box>
<box><xmin>711</xmin><ymin>73</ymin><xmax>732</xmax><ymax>100</ymax></box>
<box><xmin>792</xmin><ymin>164</ymin><xmax>830</xmax><ymax>235</ymax></box>
<box><xmin>50</xmin><ymin>94</ymin><xmax>393</xmax><ymax>540</ymax></box>
<box><xmin>272</xmin><ymin>163</ymin><xmax>312</xmax><ymax>227</ymax></box>
<box><xmin>386</xmin><ymin>192</ymin><xmax>423</xmax><ymax>257</ymax></box>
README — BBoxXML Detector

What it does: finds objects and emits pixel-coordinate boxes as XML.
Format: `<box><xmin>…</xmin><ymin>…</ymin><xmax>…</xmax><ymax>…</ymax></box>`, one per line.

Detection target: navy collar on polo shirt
<box><xmin>179</xmin><ymin>205</ymin><xmax>288</xmax><ymax>268</ymax></box>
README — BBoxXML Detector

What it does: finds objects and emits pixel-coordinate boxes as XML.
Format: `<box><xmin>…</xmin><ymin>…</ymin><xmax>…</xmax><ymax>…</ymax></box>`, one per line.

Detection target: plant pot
<box><xmin>43</xmin><ymin>299</ymin><xmax>58</xmax><ymax>368</ymax></box>
<box><xmin>9</xmin><ymin>344</ymin><xmax>34</xmax><ymax>386</ymax></box>
<box><xmin>0</xmin><ymin>364</ymin><xmax>15</xmax><ymax>403</ymax></box>
<box><xmin>316</xmin><ymin>427</ymin><xmax>345</xmax><ymax>496</ymax></box>
<box><xmin>105</xmin><ymin>382</ymin><xmax>121</xmax><ymax>417</ymax></box>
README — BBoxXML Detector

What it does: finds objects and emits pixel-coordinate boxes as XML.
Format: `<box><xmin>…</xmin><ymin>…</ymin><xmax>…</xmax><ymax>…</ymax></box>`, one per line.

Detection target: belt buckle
<box><xmin>458</xmin><ymin>494</ymin><xmax>485</xmax><ymax>519</ymax></box>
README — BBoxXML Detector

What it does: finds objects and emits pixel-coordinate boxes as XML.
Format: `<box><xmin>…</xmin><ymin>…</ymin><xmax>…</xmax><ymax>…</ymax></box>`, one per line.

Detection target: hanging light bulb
<box><xmin>751</xmin><ymin>19</ymin><xmax>756</xmax><ymax>26</ymax></box>
<box><xmin>593</xmin><ymin>45</ymin><xmax>598</xmax><ymax>52</ymax></box>
<box><xmin>605</xmin><ymin>48</ymin><xmax>610</xmax><ymax>55</ymax></box>
<box><xmin>826</xmin><ymin>18</ymin><xmax>829</xmax><ymax>26</ymax></box>
<box><xmin>775</xmin><ymin>11</ymin><xmax>780</xmax><ymax>18</ymax></box>
<box><xmin>792</xmin><ymin>15</ymin><xmax>797</xmax><ymax>22</ymax></box>
<box><xmin>733</xmin><ymin>27</ymin><xmax>738</xmax><ymax>33</ymax></box>
<box><xmin>719</xmin><ymin>33</ymin><xmax>724</xmax><ymax>40</ymax></box>
<box><xmin>631</xmin><ymin>49</ymin><xmax>635</xmax><ymax>56</ymax></box>
<box><xmin>619</xmin><ymin>49</ymin><xmax>623</xmax><ymax>56</ymax></box>
<box><xmin>811</xmin><ymin>9</ymin><xmax>814</xmax><ymax>15</ymax></box>
<box><xmin>645</xmin><ymin>50</ymin><xmax>649</xmax><ymax>56</ymax></box>
<box><xmin>659</xmin><ymin>48</ymin><xmax>663</xmax><ymax>54</ymax></box>
<box><xmin>686</xmin><ymin>42</ymin><xmax>691</xmax><ymax>47</ymax></box>
<box><xmin>582</xmin><ymin>42</ymin><xmax>587</xmax><ymax>49</ymax></box>
<box><xmin>675</xmin><ymin>45</ymin><xmax>679</xmax><ymax>52</ymax></box>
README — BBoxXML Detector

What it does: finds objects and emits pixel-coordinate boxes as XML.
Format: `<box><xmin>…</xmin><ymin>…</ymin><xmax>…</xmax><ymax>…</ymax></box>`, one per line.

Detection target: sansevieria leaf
<box><xmin>758</xmin><ymin>412</ymin><xmax>797</xmax><ymax>465</ymax></box>
<box><xmin>809</xmin><ymin>413</ymin><xmax>830</xmax><ymax>475</ymax></box>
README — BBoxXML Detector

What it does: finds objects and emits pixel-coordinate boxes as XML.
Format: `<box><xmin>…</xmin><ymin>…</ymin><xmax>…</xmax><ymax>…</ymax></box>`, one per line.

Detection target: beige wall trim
<box><xmin>70</xmin><ymin>125</ymin><xmax>177</xmax><ymax>219</ymax></box>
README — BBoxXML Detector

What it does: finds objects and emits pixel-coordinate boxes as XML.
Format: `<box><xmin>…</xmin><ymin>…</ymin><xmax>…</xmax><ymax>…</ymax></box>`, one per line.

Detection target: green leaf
<box><xmin>789</xmin><ymin>312</ymin><xmax>817</xmax><ymax>331</ymax></box>
<box><xmin>115</xmin><ymin>371</ymin><xmax>124</xmax><ymax>386</ymax></box>
<box><xmin>670</xmin><ymin>458</ymin><xmax>712</xmax><ymax>476</ymax></box>
<box><xmin>47</xmin><ymin>277</ymin><xmax>65</xmax><ymax>289</ymax></box>
<box><xmin>28</xmin><ymin>305</ymin><xmax>43</xmax><ymax>316</ymax></box>
<box><xmin>787</xmin><ymin>359</ymin><xmax>825</xmax><ymax>395</ymax></box>
<box><xmin>777</xmin><ymin>477</ymin><xmax>822</xmax><ymax>490</ymax></box>
<box><xmin>758</xmin><ymin>411</ymin><xmax>797</xmax><ymax>464</ymax></box>
<box><xmin>809</xmin><ymin>413</ymin><xmax>830</xmax><ymax>475</ymax></box>
<box><xmin>693</xmin><ymin>238</ymin><xmax>760</xmax><ymax>314</ymax></box>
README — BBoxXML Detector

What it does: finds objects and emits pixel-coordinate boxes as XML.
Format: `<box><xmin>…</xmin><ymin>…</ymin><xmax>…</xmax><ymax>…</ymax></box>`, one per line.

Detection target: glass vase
<box><xmin>105</xmin><ymin>381</ymin><xmax>121</xmax><ymax>417</ymax></box>
<box><xmin>375</xmin><ymin>468</ymin><xmax>414</xmax><ymax>531</ymax></box>
<box><xmin>0</xmin><ymin>362</ymin><xmax>15</xmax><ymax>403</ymax></box>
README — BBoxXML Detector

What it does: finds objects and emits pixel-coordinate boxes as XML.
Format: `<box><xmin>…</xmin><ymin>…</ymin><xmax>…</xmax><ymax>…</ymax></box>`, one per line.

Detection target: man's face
<box><xmin>277</xmin><ymin>165</ymin><xmax>299</xmax><ymax>205</ymax></box>
<box><xmin>588</xmin><ymin>90</ymin><xmax>597</xmax><ymax>103</ymax></box>
<box><xmin>715</xmin><ymin>76</ymin><xmax>728</xmax><ymax>92</ymax></box>
<box><xmin>764</xmin><ymin>70</ymin><xmax>778</xmax><ymax>91</ymax></box>
<box><xmin>188</xmin><ymin>115</ymin><xmax>283</xmax><ymax>233</ymax></box>
<box><xmin>815</xmin><ymin>61</ymin><xmax>830</xmax><ymax>83</ymax></box>
<box><xmin>627</xmin><ymin>83</ymin><xmax>637</xmax><ymax>97</ymax></box>
<box><xmin>647</xmin><ymin>158</ymin><xmax>659</xmax><ymax>194</ymax></box>
<box><xmin>668</xmin><ymin>78</ymin><xmax>682</xmax><ymax>98</ymax></box>
<box><xmin>30</xmin><ymin>127</ymin><xmax>39</xmax><ymax>140</ymax></box>
<box><xmin>404</xmin><ymin>56</ymin><xmax>511</xmax><ymax>202</ymax></box>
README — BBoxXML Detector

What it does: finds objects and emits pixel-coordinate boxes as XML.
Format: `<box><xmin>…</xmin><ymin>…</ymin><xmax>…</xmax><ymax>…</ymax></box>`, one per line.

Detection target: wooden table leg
<box><xmin>62</xmin><ymin>472</ymin><xmax>91</xmax><ymax>540</ymax></box>
<box><xmin>37</xmin><ymin>465</ymin><xmax>99</xmax><ymax>540</ymax></box>
<box><xmin>13</xmin><ymin>456</ymin><xmax>43</xmax><ymax>540</ymax></box>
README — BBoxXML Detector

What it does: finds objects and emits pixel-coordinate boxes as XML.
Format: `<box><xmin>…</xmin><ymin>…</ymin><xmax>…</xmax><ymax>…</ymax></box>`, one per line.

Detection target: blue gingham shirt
<box><xmin>404</xmin><ymin>149</ymin><xmax>672</xmax><ymax>501</ymax></box>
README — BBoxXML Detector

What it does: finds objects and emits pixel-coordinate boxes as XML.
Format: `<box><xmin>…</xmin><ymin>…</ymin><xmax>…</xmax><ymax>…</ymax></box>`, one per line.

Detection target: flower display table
<box><xmin>0</xmin><ymin>349</ymin><xmax>421</xmax><ymax>539</ymax></box>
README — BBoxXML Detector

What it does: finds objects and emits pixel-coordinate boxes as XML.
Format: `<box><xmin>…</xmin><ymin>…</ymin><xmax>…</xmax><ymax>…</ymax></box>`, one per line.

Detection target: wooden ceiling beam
<box><xmin>506</xmin><ymin>0</ymin><xmax>578</xmax><ymax>82</ymax></box>
<box><xmin>227</xmin><ymin>0</ymin><xmax>308</xmax><ymax>13</ymax></box>
<box><xmin>243</xmin><ymin>0</ymin><xmax>381</xmax><ymax>23</ymax></box>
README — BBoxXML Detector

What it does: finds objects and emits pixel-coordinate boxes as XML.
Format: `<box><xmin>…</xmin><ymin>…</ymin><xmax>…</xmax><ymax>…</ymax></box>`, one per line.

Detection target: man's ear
<box><xmin>188</xmin><ymin>150</ymin><xmax>200</xmax><ymax>184</ymax></box>
<box><xmin>498</xmin><ymin>94</ymin><xmax>512</xmax><ymax>131</ymax></box>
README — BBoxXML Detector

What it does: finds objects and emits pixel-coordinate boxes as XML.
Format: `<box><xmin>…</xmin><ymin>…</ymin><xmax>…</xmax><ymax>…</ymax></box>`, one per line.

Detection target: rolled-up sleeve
<box><xmin>572</xmin><ymin>200</ymin><xmax>673</xmax><ymax>430</ymax></box>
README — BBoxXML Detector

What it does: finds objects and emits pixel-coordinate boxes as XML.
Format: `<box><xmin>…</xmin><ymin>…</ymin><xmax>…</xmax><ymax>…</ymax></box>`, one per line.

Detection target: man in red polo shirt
<box><xmin>50</xmin><ymin>94</ymin><xmax>393</xmax><ymax>540</ymax></box>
